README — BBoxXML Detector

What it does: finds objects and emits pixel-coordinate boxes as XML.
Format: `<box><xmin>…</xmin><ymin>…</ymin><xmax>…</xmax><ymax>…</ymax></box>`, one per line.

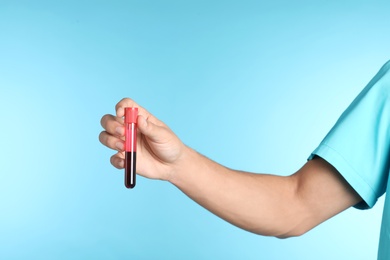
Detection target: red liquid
<box><xmin>124</xmin><ymin>107</ymin><xmax>137</xmax><ymax>189</ymax></box>
<box><xmin>125</xmin><ymin>151</ymin><xmax>136</xmax><ymax>189</ymax></box>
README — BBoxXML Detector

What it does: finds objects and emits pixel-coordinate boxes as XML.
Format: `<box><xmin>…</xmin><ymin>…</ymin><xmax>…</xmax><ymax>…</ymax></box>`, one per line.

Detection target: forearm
<box><xmin>168</xmin><ymin>146</ymin><xmax>302</xmax><ymax>237</ymax></box>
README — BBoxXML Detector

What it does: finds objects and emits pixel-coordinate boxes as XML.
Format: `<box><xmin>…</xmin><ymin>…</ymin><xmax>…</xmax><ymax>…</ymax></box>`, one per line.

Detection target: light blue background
<box><xmin>1</xmin><ymin>1</ymin><xmax>390</xmax><ymax>259</ymax></box>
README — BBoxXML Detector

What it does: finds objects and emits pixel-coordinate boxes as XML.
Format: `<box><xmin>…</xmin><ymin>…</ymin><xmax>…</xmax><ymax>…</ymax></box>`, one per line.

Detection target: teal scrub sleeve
<box><xmin>308</xmin><ymin>61</ymin><xmax>390</xmax><ymax>209</ymax></box>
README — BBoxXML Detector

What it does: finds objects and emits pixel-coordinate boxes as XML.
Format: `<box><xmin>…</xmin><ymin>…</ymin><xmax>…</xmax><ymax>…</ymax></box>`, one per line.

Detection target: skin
<box><xmin>99</xmin><ymin>98</ymin><xmax>362</xmax><ymax>238</ymax></box>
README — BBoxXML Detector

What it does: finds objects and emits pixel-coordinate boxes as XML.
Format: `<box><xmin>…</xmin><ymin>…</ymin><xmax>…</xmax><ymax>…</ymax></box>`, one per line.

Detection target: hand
<box><xmin>99</xmin><ymin>98</ymin><xmax>186</xmax><ymax>181</ymax></box>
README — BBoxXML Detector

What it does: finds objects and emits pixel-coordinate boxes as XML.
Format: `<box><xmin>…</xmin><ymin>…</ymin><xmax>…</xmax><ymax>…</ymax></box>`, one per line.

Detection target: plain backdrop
<box><xmin>1</xmin><ymin>1</ymin><xmax>390</xmax><ymax>259</ymax></box>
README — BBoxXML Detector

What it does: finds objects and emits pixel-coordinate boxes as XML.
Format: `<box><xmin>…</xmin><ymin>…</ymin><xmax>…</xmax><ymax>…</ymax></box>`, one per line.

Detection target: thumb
<box><xmin>137</xmin><ymin>115</ymin><xmax>166</xmax><ymax>142</ymax></box>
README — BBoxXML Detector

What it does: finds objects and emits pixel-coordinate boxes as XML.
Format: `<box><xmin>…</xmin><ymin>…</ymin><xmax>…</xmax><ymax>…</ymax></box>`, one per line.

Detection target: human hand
<box><xmin>99</xmin><ymin>98</ymin><xmax>186</xmax><ymax>181</ymax></box>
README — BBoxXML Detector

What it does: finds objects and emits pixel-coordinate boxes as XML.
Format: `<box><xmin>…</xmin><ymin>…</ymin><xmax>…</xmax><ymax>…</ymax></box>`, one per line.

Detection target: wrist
<box><xmin>166</xmin><ymin>145</ymin><xmax>198</xmax><ymax>185</ymax></box>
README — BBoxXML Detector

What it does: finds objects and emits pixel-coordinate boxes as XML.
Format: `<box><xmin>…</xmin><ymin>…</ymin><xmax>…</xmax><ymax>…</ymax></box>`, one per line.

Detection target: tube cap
<box><xmin>124</xmin><ymin>107</ymin><xmax>138</xmax><ymax>124</ymax></box>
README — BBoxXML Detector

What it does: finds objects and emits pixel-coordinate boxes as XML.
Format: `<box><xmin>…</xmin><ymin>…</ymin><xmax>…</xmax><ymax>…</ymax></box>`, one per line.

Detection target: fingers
<box><xmin>115</xmin><ymin>98</ymin><xmax>143</xmax><ymax>117</ymax></box>
<box><xmin>101</xmin><ymin>97</ymin><xmax>175</xmax><ymax>172</ymax></box>
<box><xmin>115</xmin><ymin>98</ymin><xmax>163</xmax><ymax>127</ymax></box>
<box><xmin>99</xmin><ymin>131</ymin><xmax>124</xmax><ymax>151</ymax></box>
<box><xmin>110</xmin><ymin>152</ymin><xmax>125</xmax><ymax>169</ymax></box>
<box><xmin>137</xmin><ymin>114</ymin><xmax>165</xmax><ymax>142</ymax></box>
<box><xmin>99</xmin><ymin>114</ymin><xmax>164</xmax><ymax>152</ymax></box>
<box><xmin>100</xmin><ymin>114</ymin><xmax>124</xmax><ymax>136</ymax></box>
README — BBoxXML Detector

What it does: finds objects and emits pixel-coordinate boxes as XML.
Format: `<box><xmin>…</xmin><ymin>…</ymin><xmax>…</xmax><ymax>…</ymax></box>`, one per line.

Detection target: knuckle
<box><xmin>99</xmin><ymin>131</ymin><xmax>114</xmax><ymax>148</ymax></box>
<box><xmin>100</xmin><ymin>114</ymin><xmax>111</xmax><ymax>128</ymax></box>
<box><xmin>116</xmin><ymin>98</ymin><xmax>133</xmax><ymax>110</ymax></box>
<box><xmin>98</xmin><ymin>131</ymin><xmax>106</xmax><ymax>144</ymax></box>
<box><xmin>110</xmin><ymin>154</ymin><xmax>123</xmax><ymax>169</ymax></box>
<box><xmin>110</xmin><ymin>155</ymin><xmax>117</xmax><ymax>167</ymax></box>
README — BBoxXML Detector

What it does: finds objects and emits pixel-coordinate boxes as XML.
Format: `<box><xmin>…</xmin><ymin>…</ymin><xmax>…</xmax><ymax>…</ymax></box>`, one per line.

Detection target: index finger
<box><xmin>115</xmin><ymin>98</ymin><xmax>148</xmax><ymax>117</ymax></box>
<box><xmin>115</xmin><ymin>97</ymin><xmax>162</xmax><ymax>126</ymax></box>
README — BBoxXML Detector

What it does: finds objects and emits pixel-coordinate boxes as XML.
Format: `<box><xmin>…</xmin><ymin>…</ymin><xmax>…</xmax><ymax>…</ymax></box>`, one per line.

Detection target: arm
<box><xmin>170</xmin><ymin>149</ymin><xmax>361</xmax><ymax>238</ymax></box>
<box><xmin>99</xmin><ymin>98</ymin><xmax>362</xmax><ymax>238</ymax></box>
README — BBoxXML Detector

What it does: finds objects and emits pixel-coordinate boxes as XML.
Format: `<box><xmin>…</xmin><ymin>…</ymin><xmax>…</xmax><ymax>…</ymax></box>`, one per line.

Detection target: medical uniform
<box><xmin>309</xmin><ymin>60</ymin><xmax>390</xmax><ymax>259</ymax></box>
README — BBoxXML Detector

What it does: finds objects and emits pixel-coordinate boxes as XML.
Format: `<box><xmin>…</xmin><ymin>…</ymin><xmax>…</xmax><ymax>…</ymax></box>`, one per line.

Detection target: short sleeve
<box><xmin>308</xmin><ymin>61</ymin><xmax>390</xmax><ymax>209</ymax></box>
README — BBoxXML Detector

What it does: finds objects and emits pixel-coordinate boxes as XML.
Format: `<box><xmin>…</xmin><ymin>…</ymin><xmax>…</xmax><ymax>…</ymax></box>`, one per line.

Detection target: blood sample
<box><xmin>124</xmin><ymin>107</ymin><xmax>138</xmax><ymax>189</ymax></box>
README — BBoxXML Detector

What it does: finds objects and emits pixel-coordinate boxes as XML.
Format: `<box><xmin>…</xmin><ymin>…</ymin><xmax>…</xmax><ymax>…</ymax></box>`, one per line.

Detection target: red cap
<box><xmin>124</xmin><ymin>107</ymin><xmax>138</xmax><ymax>124</ymax></box>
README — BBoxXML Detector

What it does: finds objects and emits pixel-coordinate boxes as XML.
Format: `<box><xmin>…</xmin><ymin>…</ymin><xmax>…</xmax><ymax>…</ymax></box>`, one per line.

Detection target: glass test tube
<box><xmin>124</xmin><ymin>107</ymin><xmax>138</xmax><ymax>189</ymax></box>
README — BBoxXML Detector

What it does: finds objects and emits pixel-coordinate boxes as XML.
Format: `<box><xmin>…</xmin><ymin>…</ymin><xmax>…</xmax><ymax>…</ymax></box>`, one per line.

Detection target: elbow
<box><xmin>273</xmin><ymin>220</ymin><xmax>312</xmax><ymax>239</ymax></box>
<box><xmin>256</xmin><ymin>217</ymin><xmax>311</xmax><ymax>239</ymax></box>
<box><xmin>275</xmin><ymin>228</ymin><xmax>307</xmax><ymax>239</ymax></box>
<box><xmin>249</xmin><ymin>219</ymin><xmax>310</xmax><ymax>239</ymax></box>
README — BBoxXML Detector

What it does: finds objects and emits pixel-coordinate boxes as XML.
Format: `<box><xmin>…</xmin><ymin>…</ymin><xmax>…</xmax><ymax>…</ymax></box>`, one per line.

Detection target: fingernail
<box><xmin>116</xmin><ymin>107</ymin><xmax>124</xmax><ymax>117</ymax></box>
<box><xmin>116</xmin><ymin>142</ymin><xmax>124</xmax><ymax>151</ymax></box>
<box><xmin>115</xmin><ymin>126</ymin><xmax>124</xmax><ymax>135</ymax></box>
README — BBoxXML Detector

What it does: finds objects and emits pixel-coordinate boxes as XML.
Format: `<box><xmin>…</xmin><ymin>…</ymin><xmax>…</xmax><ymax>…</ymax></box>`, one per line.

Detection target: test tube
<box><xmin>124</xmin><ymin>107</ymin><xmax>138</xmax><ymax>189</ymax></box>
